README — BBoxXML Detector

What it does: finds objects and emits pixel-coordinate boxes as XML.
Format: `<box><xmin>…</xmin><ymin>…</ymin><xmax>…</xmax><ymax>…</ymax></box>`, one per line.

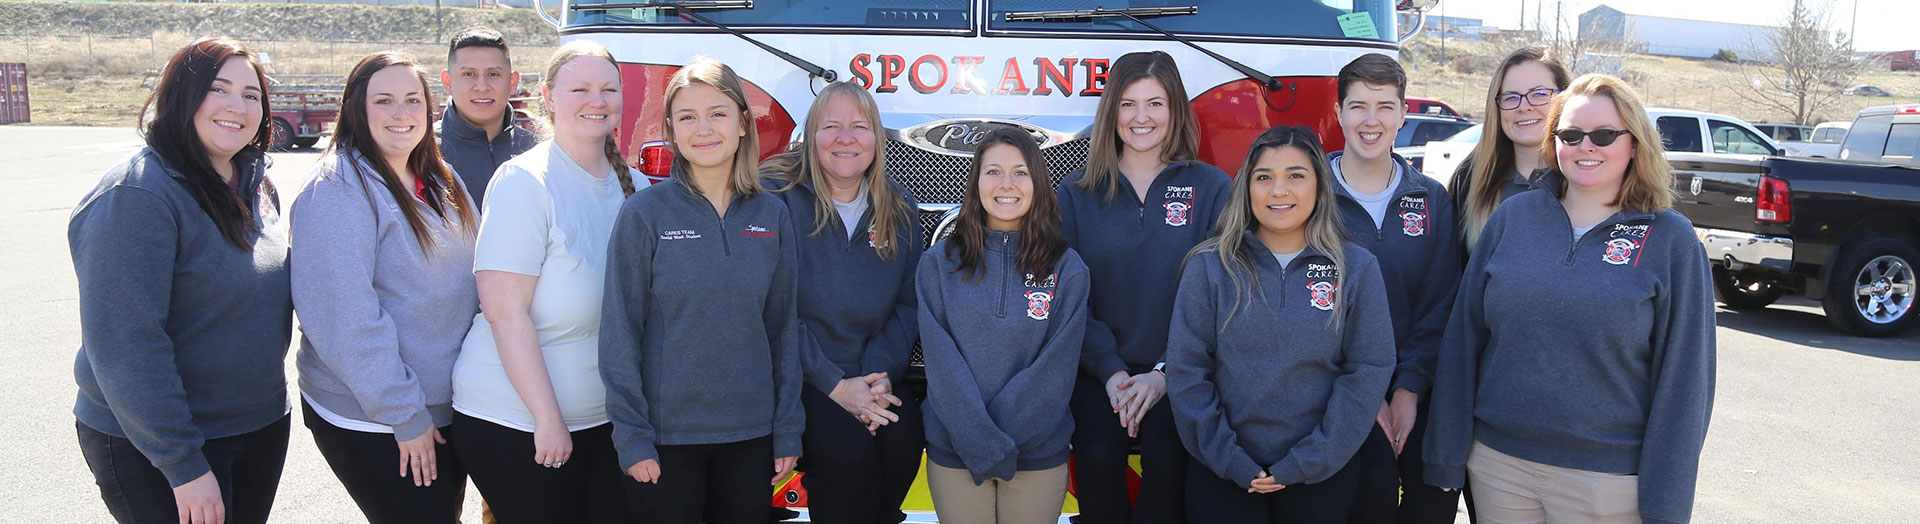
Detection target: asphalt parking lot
<box><xmin>2</xmin><ymin>126</ymin><xmax>1913</xmax><ymax>523</ymax></box>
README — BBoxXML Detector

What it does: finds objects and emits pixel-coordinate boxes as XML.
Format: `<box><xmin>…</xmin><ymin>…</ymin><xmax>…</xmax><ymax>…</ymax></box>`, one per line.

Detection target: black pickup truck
<box><xmin>1672</xmin><ymin>104</ymin><xmax>1920</xmax><ymax>337</ymax></box>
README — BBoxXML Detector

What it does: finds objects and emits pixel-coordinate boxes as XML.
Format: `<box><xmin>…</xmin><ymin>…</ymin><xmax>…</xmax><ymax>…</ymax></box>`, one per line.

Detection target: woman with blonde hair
<box><xmin>1446</xmin><ymin>46</ymin><xmax>1572</xmax><ymax>248</ymax></box>
<box><xmin>291</xmin><ymin>50</ymin><xmax>479</xmax><ymax>523</ymax></box>
<box><xmin>1166</xmin><ymin>125</ymin><xmax>1394</xmax><ymax>522</ymax></box>
<box><xmin>761</xmin><ymin>81</ymin><xmax>925</xmax><ymax>523</ymax></box>
<box><xmin>1423</xmin><ymin>74</ymin><xmax>1715</xmax><ymax>524</ymax></box>
<box><xmin>448</xmin><ymin>40</ymin><xmax>635</xmax><ymax>523</ymax></box>
<box><xmin>599</xmin><ymin>57</ymin><xmax>802</xmax><ymax>524</ymax></box>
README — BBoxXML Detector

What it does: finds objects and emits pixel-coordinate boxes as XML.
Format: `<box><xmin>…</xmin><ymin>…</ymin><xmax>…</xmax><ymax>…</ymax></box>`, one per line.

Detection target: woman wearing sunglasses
<box><xmin>1421</xmin><ymin>74</ymin><xmax>1715</xmax><ymax>524</ymax></box>
<box><xmin>1446</xmin><ymin>47</ymin><xmax>1571</xmax><ymax>250</ymax></box>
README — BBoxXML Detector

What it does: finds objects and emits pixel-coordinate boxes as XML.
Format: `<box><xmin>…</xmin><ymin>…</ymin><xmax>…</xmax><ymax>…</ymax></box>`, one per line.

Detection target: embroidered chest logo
<box><xmin>1397</xmin><ymin>196</ymin><xmax>1428</xmax><ymax>237</ymax></box>
<box><xmin>1024</xmin><ymin>291</ymin><xmax>1054</xmax><ymax>320</ymax></box>
<box><xmin>1304</xmin><ymin>262</ymin><xmax>1340</xmax><ymax>311</ymax></box>
<box><xmin>1306</xmin><ymin>281</ymin><xmax>1338</xmax><ymax>311</ymax></box>
<box><xmin>1602</xmin><ymin>223</ymin><xmax>1651</xmax><ymax>266</ymax></box>
<box><xmin>660</xmin><ymin>229</ymin><xmax>702</xmax><ymax>240</ymax></box>
<box><xmin>1164</xmin><ymin>186</ymin><xmax>1195</xmax><ymax>200</ymax></box>
<box><xmin>1163</xmin><ymin>201</ymin><xmax>1192</xmax><ymax>227</ymax></box>
<box><xmin>742</xmin><ymin>224</ymin><xmax>777</xmax><ymax>238</ymax></box>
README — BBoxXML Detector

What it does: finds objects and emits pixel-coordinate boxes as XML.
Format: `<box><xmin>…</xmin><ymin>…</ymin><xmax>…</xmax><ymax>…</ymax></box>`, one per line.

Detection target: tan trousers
<box><xmin>925</xmin><ymin>462</ymin><xmax>1069</xmax><ymax>524</ymax></box>
<box><xmin>1467</xmin><ymin>441</ymin><xmax>1640</xmax><ymax>524</ymax></box>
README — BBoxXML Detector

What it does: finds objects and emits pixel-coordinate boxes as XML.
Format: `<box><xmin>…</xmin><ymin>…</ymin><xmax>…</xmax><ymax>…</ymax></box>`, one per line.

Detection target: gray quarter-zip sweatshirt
<box><xmin>1423</xmin><ymin>173</ymin><xmax>1716</xmax><ymax>524</ymax></box>
<box><xmin>70</xmin><ymin>147</ymin><xmax>291</xmax><ymax>487</ymax></box>
<box><xmin>436</xmin><ymin>104</ymin><xmax>536</xmax><ymax>208</ymax></box>
<box><xmin>599</xmin><ymin>175</ymin><xmax>804</xmax><ymax>469</ymax></box>
<box><xmin>1327</xmin><ymin>151</ymin><xmax>1462</xmax><ymax>397</ymax></box>
<box><xmin>1166</xmin><ymin>234</ymin><xmax>1395</xmax><ymax>487</ymax></box>
<box><xmin>918</xmin><ymin>231</ymin><xmax>1088</xmax><ymax>484</ymax></box>
<box><xmin>764</xmin><ymin>177</ymin><xmax>923</xmax><ymax>393</ymax></box>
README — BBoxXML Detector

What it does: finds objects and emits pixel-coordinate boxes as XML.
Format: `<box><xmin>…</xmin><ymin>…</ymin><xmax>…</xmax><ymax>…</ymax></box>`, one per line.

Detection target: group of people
<box><xmin>68</xmin><ymin>25</ymin><xmax>1714</xmax><ymax>524</ymax></box>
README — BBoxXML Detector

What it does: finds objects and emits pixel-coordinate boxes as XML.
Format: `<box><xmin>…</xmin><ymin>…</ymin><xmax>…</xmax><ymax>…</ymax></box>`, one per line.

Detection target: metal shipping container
<box><xmin>0</xmin><ymin>63</ymin><xmax>27</xmax><ymax>124</ymax></box>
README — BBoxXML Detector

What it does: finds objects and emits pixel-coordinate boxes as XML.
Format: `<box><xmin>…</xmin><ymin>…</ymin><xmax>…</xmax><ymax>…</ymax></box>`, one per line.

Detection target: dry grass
<box><xmin>1402</xmin><ymin>38</ymin><xmax>1920</xmax><ymax>125</ymax></box>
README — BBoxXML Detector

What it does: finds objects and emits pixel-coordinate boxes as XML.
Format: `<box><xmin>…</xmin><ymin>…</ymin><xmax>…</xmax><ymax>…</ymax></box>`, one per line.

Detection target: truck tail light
<box><xmin>1756</xmin><ymin>176</ymin><xmax>1792</xmax><ymax>223</ymax></box>
<box><xmin>638</xmin><ymin>141</ymin><xmax>674</xmax><ymax>183</ymax></box>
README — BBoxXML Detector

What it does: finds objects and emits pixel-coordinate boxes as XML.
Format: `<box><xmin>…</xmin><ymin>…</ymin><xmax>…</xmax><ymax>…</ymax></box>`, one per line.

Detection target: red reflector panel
<box><xmin>639</xmin><ymin>141</ymin><xmax>674</xmax><ymax>181</ymax></box>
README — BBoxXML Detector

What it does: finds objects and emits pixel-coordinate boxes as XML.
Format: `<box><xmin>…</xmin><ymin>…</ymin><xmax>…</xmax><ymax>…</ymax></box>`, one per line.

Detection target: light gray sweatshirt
<box><xmin>290</xmin><ymin>150</ymin><xmax>480</xmax><ymax>441</ymax></box>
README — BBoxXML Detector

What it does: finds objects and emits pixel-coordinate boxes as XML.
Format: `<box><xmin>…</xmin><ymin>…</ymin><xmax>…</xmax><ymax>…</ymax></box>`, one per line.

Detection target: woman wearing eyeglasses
<box><xmin>1422</xmin><ymin>74</ymin><xmax>1715</xmax><ymax>524</ymax></box>
<box><xmin>1445</xmin><ymin>47</ymin><xmax>1571</xmax><ymax>250</ymax></box>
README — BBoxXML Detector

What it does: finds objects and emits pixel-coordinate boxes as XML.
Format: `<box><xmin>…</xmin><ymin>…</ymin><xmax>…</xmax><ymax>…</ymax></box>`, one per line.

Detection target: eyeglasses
<box><xmin>1497</xmin><ymin>88</ymin><xmax>1559</xmax><ymax>111</ymax></box>
<box><xmin>1555</xmin><ymin>129</ymin><xmax>1632</xmax><ymax>147</ymax></box>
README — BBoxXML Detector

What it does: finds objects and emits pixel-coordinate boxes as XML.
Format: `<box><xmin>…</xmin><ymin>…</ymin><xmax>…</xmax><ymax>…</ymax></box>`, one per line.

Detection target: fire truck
<box><xmin>535</xmin><ymin>0</ymin><xmax>1436</xmax><ymax>517</ymax></box>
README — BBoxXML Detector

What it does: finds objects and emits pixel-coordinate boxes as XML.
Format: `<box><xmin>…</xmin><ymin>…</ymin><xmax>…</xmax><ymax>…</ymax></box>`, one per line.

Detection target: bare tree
<box><xmin>1733</xmin><ymin>0</ymin><xmax>1857</xmax><ymax>125</ymax></box>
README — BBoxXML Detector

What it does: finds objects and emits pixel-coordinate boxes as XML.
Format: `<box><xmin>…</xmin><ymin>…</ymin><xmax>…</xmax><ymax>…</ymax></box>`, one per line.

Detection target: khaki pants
<box><xmin>925</xmin><ymin>462</ymin><xmax>1069</xmax><ymax>524</ymax></box>
<box><xmin>1466</xmin><ymin>441</ymin><xmax>1639</xmax><ymax>524</ymax></box>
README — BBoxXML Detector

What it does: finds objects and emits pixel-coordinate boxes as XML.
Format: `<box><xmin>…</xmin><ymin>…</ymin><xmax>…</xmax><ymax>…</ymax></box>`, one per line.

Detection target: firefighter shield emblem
<box><xmin>1163</xmin><ymin>201</ymin><xmax>1192</xmax><ymax>227</ymax></box>
<box><xmin>1024</xmin><ymin>290</ymin><xmax>1053</xmax><ymax>320</ymax></box>
<box><xmin>1307</xmin><ymin>281</ymin><xmax>1337</xmax><ymax>311</ymax></box>
<box><xmin>1399</xmin><ymin>211</ymin><xmax>1426</xmax><ymax>237</ymax></box>
<box><xmin>1602</xmin><ymin>238</ymin><xmax>1640</xmax><ymax>265</ymax></box>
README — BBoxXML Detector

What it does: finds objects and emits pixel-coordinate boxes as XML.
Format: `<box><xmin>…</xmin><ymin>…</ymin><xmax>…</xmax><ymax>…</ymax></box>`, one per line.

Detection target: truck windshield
<box><xmin>568</xmin><ymin>0</ymin><xmax>972</xmax><ymax>30</ymax></box>
<box><xmin>989</xmin><ymin>0</ymin><xmax>1396</xmax><ymax>42</ymax></box>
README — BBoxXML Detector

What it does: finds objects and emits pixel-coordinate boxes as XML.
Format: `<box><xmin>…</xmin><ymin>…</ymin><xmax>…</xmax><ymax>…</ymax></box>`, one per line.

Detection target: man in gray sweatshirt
<box><xmin>436</xmin><ymin>26</ymin><xmax>537</xmax><ymax>208</ymax></box>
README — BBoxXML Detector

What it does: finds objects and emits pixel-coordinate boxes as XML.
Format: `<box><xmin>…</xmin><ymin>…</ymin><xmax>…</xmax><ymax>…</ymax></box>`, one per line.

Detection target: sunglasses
<box><xmin>1498</xmin><ymin>87</ymin><xmax>1559</xmax><ymax>110</ymax></box>
<box><xmin>1555</xmin><ymin>129</ymin><xmax>1632</xmax><ymax>147</ymax></box>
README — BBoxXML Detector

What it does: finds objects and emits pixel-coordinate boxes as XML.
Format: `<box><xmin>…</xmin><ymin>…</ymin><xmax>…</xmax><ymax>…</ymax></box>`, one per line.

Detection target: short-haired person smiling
<box><xmin>1325</xmin><ymin>53</ymin><xmax>1466</xmax><ymax>524</ymax></box>
<box><xmin>1423</xmin><ymin>74</ymin><xmax>1716</xmax><ymax>524</ymax></box>
<box><xmin>437</xmin><ymin>26</ymin><xmax>536</xmax><ymax>206</ymax></box>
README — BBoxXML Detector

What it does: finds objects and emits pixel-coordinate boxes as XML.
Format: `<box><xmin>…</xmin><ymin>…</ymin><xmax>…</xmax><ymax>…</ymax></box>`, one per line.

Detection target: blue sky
<box><xmin>1431</xmin><ymin>0</ymin><xmax>1913</xmax><ymax>52</ymax></box>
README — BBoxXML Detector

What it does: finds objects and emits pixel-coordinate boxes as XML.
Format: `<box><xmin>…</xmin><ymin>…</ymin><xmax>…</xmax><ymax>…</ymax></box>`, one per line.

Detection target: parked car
<box><xmin>1651</xmin><ymin>107</ymin><xmax>1782</xmax><ymax>156</ymax></box>
<box><xmin>1845</xmin><ymin>85</ymin><xmax>1893</xmax><ymax>97</ymax></box>
<box><xmin>1796</xmin><ymin>121</ymin><xmax>1851</xmax><ymax>158</ymax></box>
<box><xmin>1753</xmin><ymin>122</ymin><xmax>1814</xmax><ymax>156</ymax></box>
<box><xmin>1406</xmin><ymin>95</ymin><xmax>1464</xmax><ymax>118</ymax></box>
<box><xmin>1672</xmin><ymin>104</ymin><xmax>1920</xmax><ymax>337</ymax></box>
<box><xmin>1393</xmin><ymin>114</ymin><xmax>1475</xmax><ymax>173</ymax></box>
<box><xmin>1418</xmin><ymin>122</ymin><xmax>1478</xmax><ymax>185</ymax></box>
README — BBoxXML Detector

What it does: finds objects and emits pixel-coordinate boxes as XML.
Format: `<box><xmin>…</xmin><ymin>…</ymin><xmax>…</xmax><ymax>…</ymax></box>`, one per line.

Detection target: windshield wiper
<box><xmin>1002</xmin><ymin>6</ymin><xmax>1281</xmax><ymax>91</ymax></box>
<box><xmin>573</xmin><ymin>1</ymin><xmax>837</xmax><ymax>82</ymax></box>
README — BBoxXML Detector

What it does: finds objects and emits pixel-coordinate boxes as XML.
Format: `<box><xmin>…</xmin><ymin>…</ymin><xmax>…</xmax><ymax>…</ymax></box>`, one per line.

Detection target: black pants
<box><xmin>798</xmin><ymin>386</ymin><xmax>924</xmax><ymax>524</ymax></box>
<box><xmin>1350</xmin><ymin>402</ymin><xmax>1463</xmax><ymax>524</ymax></box>
<box><xmin>303</xmin><ymin>401</ymin><xmax>467</xmax><ymax>524</ymax></box>
<box><xmin>450</xmin><ymin>413</ymin><xmax>630</xmax><ymax>524</ymax></box>
<box><xmin>78</xmin><ymin>415</ymin><xmax>290</xmax><ymax>524</ymax></box>
<box><xmin>1183</xmin><ymin>427</ymin><xmax>1377</xmax><ymax>524</ymax></box>
<box><xmin>1070</xmin><ymin>373</ymin><xmax>1187</xmax><ymax>524</ymax></box>
<box><xmin>621</xmin><ymin>435</ymin><xmax>774</xmax><ymax>524</ymax></box>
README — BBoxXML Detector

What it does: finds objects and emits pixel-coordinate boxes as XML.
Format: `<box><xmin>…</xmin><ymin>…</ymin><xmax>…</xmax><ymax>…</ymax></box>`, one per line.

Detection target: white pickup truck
<box><xmin>1795</xmin><ymin>121</ymin><xmax>1851</xmax><ymax>158</ymax></box>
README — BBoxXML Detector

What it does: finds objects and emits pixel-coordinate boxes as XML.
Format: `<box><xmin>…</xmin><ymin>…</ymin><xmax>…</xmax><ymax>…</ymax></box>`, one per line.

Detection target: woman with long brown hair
<box><xmin>290</xmin><ymin>51</ymin><xmax>479</xmax><ymax>523</ymax></box>
<box><xmin>762</xmin><ymin>81</ymin><xmax>925</xmax><ymax>523</ymax></box>
<box><xmin>1166</xmin><ymin>125</ymin><xmax>1394</xmax><ymax>522</ymax></box>
<box><xmin>1057</xmin><ymin>50</ymin><xmax>1230</xmax><ymax>523</ymax></box>
<box><xmin>1424</xmin><ymin>74</ymin><xmax>1715</xmax><ymax>524</ymax></box>
<box><xmin>598</xmin><ymin>58</ymin><xmax>803</xmax><ymax>524</ymax></box>
<box><xmin>448</xmin><ymin>40</ymin><xmax>635</xmax><ymax>523</ymax></box>
<box><xmin>918</xmin><ymin>127</ymin><xmax>1088</xmax><ymax>524</ymax></box>
<box><xmin>71</xmin><ymin>36</ymin><xmax>291</xmax><ymax>524</ymax></box>
<box><xmin>1446</xmin><ymin>46</ymin><xmax>1572</xmax><ymax>248</ymax></box>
